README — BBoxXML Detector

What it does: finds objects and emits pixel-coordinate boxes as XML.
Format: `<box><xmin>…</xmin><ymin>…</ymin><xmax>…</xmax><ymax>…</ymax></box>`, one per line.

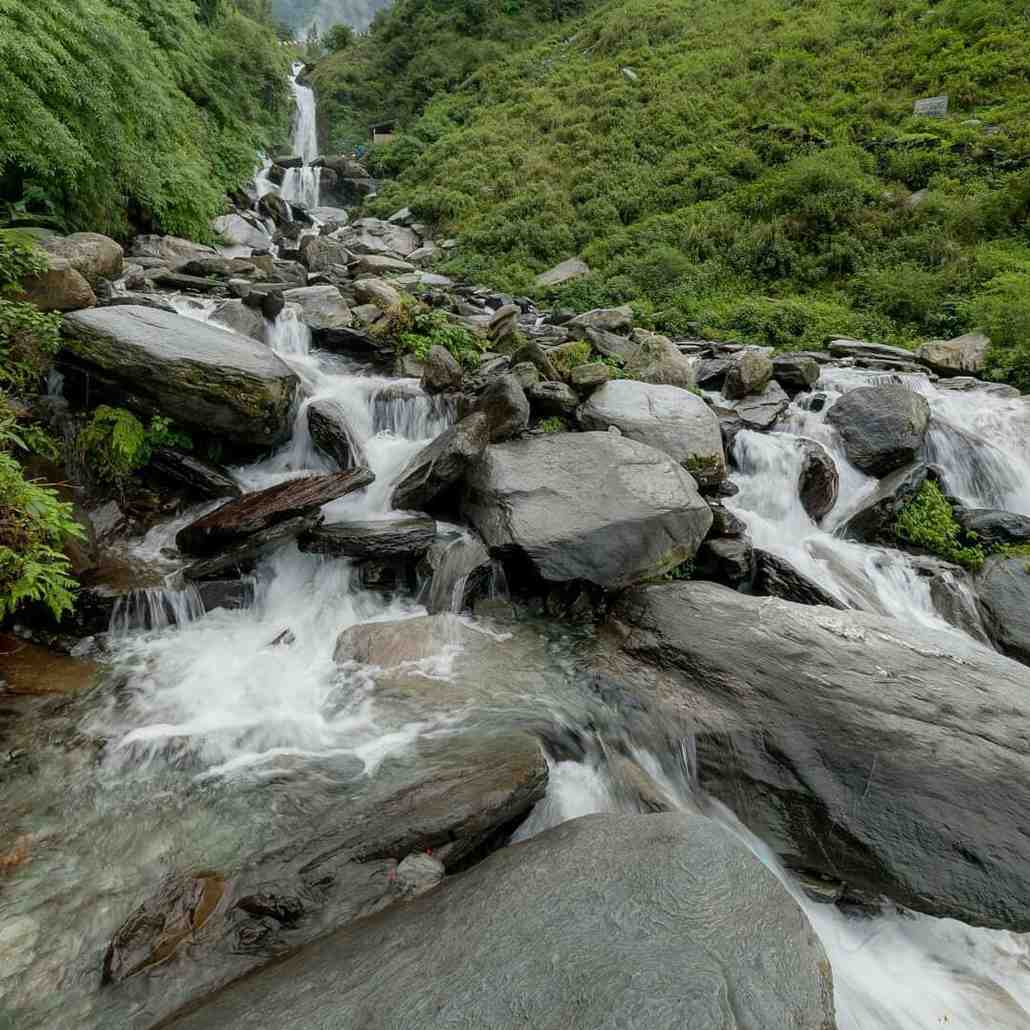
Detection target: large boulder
<box><xmin>723</xmin><ymin>350</ymin><xmax>773</xmax><ymax>400</ymax></box>
<box><xmin>601</xmin><ymin>581</ymin><xmax>1030</xmax><ymax>928</ymax></box>
<box><xmin>772</xmin><ymin>353</ymin><xmax>820</xmax><ymax>394</ymax></box>
<box><xmin>40</xmin><ymin>232</ymin><xmax>123</xmax><ymax>285</ymax></box>
<box><xmin>534</xmin><ymin>257</ymin><xmax>590</xmax><ymax>288</ymax></box>
<box><xmin>176</xmin><ymin>469</ymin><xmax>374</xmax><ymax>556</ymax></box>
<box><xmin>166</xmin><ymin>813</ymin><xmax>835</xmax><ymax>1030</ymax></box>
<box><xmin>842</xmin><ymin>462</ymin><xmax>929</xmax><ymax>542</ymax></box>
<box><xmin>623</xmin><ymin>330</ymin><xmax>696</xmax><ymax>389</ymax></box>
<box><xmin>916</xmin><ymin>331</ymin><xmax>989</xmax><ymax>377</ymax></box>
<box><xmin>420</xmin><ymin>345</ymin><xmax>463</xmax><ymax>394</ymax></box>
<box><xmin>210</xmin><ymin>298</ymin><xmax>267</xmax><ymax>342</ymax></box>
<box><xmin>577</xmin><ymin>380</ymin><xmax>725</xmax><ymax>488</ymax></box>
<box><xmin>281</xmin><ymin>285</ymin><xmax>352</xmax><ymax>346</ymax></box>
<box><xmin>300</xmin><ymin>517</ymin><xmax>436</xmax><ymax>560</ymax></box>
<box><xmin>99</xmin><ymin>731</ymin><xmax>547</xmax><ymax>1029</ymax></box>
<box><xmin>129</xmin><ymin>235</ymin><xmax>218</xmax><ymax>267</ymax></box>
<box><xmin>60</xmin><ymin>307</ymin><xmax>300</xmax><ymax>447</ymax></box>
<box><xmin>300</xmin><ymin>236</ymin><xmax>352</xmax><ymax>272</ymax></box>
<box><xmin>825</xmin><ymin>385</ymin><xmax>930</xmax><ymax>476</ymax></box>
<box><xmin>148</xmin><ymin>447</ymin><xmax>241</xmax><ymax>500</ymax></box>
<box><xmin>19</xmin><ymin>256</ymin><xmax>95</xmax><ymax>312</ymax></box>
<box><xmin>798</xmin><ymin>438</ymin><xmax>839</xmax><ymax>522</ymax></box>
<box><xmin>306</xmin><ymin>399</ymin><xmax>368</xmax><ymax>471</ymax></box>
<box><xmin>212</xmin><ymin>213</ymin><xmax>272</xmax><ymax>251</ymax></box>
<box><xmin>462</xmin><ymin>432</ymin><xmax>713</xmax><ymax>588</ymax></box>
<box><xmin>336</xmin><ymin>218</ymin><xmax>420</xmax><ymax>258</ymax></box>
<box><xmin>713</xmin><ymin>380</ymin><xmax>790</xmax><ymax>430</ymax></box>
<box><xmin>954</xmin><ymin>507</ymin><xmax>1030</xmax><ymax>550</ymax></box>
<box><xmin>391</xmin><ymin>413</ymin><xmax>491</xmax><ymax>511</ymax></box>
<box><xmin>753</xmin><ymin>549</ymin><xmax>846</xmax><ymax>608</ymax></box>
<box><xmin>472</xmin><ymin>374</ymin><xmax>530</xmax><ymax>442</ymax></box>
<box><xmin>565</xmin><ymin>306</ymin><xmax>633</xmax><ymax>337</ymax></box>
<box><xmin>975</xmin><ymin>555</ymin><xmax>1030</xmax><ymax>664</ymax></box>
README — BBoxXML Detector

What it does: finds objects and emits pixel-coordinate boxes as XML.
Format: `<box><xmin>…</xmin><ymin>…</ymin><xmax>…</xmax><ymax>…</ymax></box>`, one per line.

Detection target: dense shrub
<box><xmin>894</xmin><ymin>480</ymin><xmax>986</xmax><ymax>571</ymax></box>
<box><xmin>0</xmin><ymin>0</ymin><xmax>290</xmax><ymax>238</ymax></box>
<box><xmin>74</xmin><ymin>406</ymin><xmax>192</xmax><ymax>487</ymax></box>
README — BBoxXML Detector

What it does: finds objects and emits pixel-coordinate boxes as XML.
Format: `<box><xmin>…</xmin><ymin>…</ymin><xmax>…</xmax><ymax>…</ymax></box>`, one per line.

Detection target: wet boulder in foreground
<box><xmin>165</xmin><ymin>813</ymin><xmax>835</xmax><ymax>1030</ymax></box>
<box><xmin>101</xmin><ymin>732</ymin><xmax>547</xmax><ymax>1028</ymax></box>
<box><xmin>975</xmin><ymin>555</ymin><xmax>1030</xmax><ymax>665</ymax></box>
<box><xmin>177</xmin><ymin>469</ymin><xmax>374</xmax><ymax>556</ymax></box>
<box><xmin>601</xmin><ymin>581</ymin><xmax>1030</xmax><ymax>930</ymax></box>
<box><xmin>60</xmin><ymin>306</ymin><xmax>300</xmax><ymax>447</ymax></box>
<box><xmin>462</xmin><ymin>432</ymin><xmax>713</xmax><ymax>589</ymax></box>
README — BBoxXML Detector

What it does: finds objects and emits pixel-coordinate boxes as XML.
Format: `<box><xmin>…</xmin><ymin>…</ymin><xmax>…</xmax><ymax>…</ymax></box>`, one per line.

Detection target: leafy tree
<box><xmin>324</xmin><ymin>23</ymin><xmax>355</xmax><ymax>51</ymax></box>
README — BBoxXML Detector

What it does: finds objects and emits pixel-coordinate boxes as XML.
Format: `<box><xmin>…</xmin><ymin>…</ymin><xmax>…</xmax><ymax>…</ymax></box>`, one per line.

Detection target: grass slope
<box><xmin>333</xmin><ymin>0</ymin><xmax>1030</xmax><ymax>382</ymax></box>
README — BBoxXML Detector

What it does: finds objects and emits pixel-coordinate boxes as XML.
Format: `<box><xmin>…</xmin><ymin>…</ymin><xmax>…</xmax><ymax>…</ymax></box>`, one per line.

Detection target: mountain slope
<box><xmin>343</xmin><ymin>0</ymin><xmax>1030</xmax><ymax>376</ymax></box>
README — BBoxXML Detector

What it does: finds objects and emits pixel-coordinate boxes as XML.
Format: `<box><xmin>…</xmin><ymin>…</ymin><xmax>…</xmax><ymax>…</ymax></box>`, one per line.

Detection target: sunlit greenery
<box><xmin>314</xmin><ymin>0</ymin><xmax>1030</xmax><ymax>371</ymax></box>
<box><xmin>0</xmin><ymin>0</ymin><xmax>291</xmax><ymax>238</ymax></box>
<box><xmin>894</xmin><ymin>480</ymin><xmax>986</xmax><ymax>570</ymax></box>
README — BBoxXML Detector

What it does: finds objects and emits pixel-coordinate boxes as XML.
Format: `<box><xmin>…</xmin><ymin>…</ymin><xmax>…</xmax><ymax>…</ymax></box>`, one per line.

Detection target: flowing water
<box><xmin>727</xmin><ymin>366</ymin><xmax>1030</xmax><ymax>633</ymax></box>
<box><xmin>7</xmin><ymin>69</ymin><xmax>1030</xmax><ymax>1027</ymax></box>
<box><xmin>279</xmin><ymin>62</ymin><xmax>323</xmax><ymax>210</ymax></box>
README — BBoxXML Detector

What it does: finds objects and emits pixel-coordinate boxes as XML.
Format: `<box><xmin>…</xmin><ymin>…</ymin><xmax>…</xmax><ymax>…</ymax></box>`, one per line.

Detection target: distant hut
<box><xmin>370</xmin><ymin>122</ymin><xmax>396</xmax><ymax>145</ymax></box>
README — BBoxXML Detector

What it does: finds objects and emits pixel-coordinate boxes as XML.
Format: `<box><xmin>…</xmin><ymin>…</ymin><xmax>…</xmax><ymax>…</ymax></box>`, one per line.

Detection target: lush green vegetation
<box><xmin>309</xmin><ymin>0</ymin><xmax>592</xmax><ymax>155</ymax></box>
<box><xmin>74</xmin><ymin>407</ymin><xmax>193</xmax><ymax>487</ymax></box>
<box><xmin>371</xmin><ymin>295</ymin><xmax>487</xmax><ymax>368</ymax></box>
<box><xmin>0</xmin><ymin>234</ymin><xmax>83</xmax><ymax>618</ymax></box>
<box><xmin>0</xmin><ymin>0</ymin><xmax>292</xmax><ymax>239</ymax></box>
<box><xmin>536</xmin><ymin>415</ymin><xmax>568</xmax><ymax>432</ymax></box>
<box><xmin>894</xmin><ymin>479</ymin><xmax>986</xmax><ymax>570</ymax></box>
<box><xmin>317</xmin><ymin>0</ymin><xmax>1030</xmax><ymax>378</ymax></box>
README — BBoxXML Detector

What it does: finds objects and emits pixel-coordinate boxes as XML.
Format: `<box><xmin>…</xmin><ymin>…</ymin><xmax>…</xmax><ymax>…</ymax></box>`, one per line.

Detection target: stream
<box><xmin>3</xmin><ymin>65</ymin><xmax>1030</xmax><ymax>1030</ymax></box>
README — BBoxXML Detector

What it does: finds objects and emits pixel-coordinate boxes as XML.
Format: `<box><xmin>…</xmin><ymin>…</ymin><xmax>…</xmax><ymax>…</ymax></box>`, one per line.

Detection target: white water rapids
<box><xmin>81</xmin><ymin>292</ymin><xmax>1030</xmax><ymax>1028</ymax></box>
<box><xmin>727</xmin><ymin>366</ymin><xmax>1030</xmax><ymax>631</ymax></box>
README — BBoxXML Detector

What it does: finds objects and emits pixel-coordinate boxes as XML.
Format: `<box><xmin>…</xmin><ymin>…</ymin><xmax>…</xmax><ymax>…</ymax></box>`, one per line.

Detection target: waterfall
<box><xmin>279</xmin><ymin>62</ymin><xmax>323</xmax><ymax>210</ymax></box>
<box><xmin>108</xmin><ymin>585</ymin><xmax>206</xmax><ymax>635</ymax></box>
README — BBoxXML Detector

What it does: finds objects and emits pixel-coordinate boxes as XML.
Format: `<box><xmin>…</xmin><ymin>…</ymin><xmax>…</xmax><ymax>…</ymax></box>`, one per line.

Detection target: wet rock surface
<box><xmin>975</xmin><ymin>555</ymin><xmax>1030</xmax><ymax>664</ymax></box>
<box><xmin>177</xmin><ymin>470</ymin><xmax>374</xmax><ymax>557</ymax></box>
<box><xmin>167</xmin><ymin>813</ymin><xmax>835</xmax><ymax>1030</ymax></box>
<box><xmin>601</xmin><ymin>581</ymin><xmax>1030</xmax><ymax>929</ymax></box>
<box><xmin>300</xmin><ymin>516</ymin><xmax>436</xmax><ymax>560</ymax></box>
<box><xmin>306</xmin><ymin>399</ymin><xmax>368</xmax><ymax>471</ymax></box>
<box><xmin>826</xmin><ymin>385</ymin><xmax>930</xmax><ymax>476</ymax></box>
<box><xmin>60</xmin><ymin>306</ymin><xmax>300</xmax><ymax>447</ymax></box>
<box><xmin>462</xmin><ymin>432</ymin><xmax>713</xmax><ymax>588</ymax></box>
<box><xmin>98</xmin><ymin>732</ymin><xmax>548</xmax><ymax>1029</ymax></box>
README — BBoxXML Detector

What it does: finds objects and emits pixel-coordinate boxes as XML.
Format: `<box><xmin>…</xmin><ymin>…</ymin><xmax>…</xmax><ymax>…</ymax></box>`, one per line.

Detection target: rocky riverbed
<box><xmin>6</xmin><ymin>64</ymin><xmax>1030</xmax><ymax>1030</ymax></box>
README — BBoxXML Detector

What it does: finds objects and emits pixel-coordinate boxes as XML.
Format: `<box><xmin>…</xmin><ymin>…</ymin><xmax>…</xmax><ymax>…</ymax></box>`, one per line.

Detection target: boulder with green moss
<box><xmin>60</xmin><ymin>306</ymin><xmax>300</xmax><ymax>447</ymax></box>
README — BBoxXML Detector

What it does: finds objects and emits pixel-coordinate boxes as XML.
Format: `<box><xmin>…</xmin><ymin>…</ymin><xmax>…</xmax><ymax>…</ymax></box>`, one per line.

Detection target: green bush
<box><xmin>537</xmin><ymin>415</ymin><xmax>567</xmax><ymax>432</ymax></box>
<box><xmin>975</xmin><ymin>272</ymin><xmax>1030</xmax><ymax>391</ymax></box>
<box><xmin>0</xmin><ymin>1</ymin><xmax>291</xmax><ymax>238</ymax></box>
<box><xmin>0</xmin><ymin>411</ymin><xmax>83</xmax><ymax>620</ymax></box>
<box><xmin>372</xmin><ymin>297</ymin><xmax>486</xmax><ymax>370</ymax></box>
<box><xmin>0</xmin><ymin>232</ymin><xmax>62</xmax><ymax>393</ymax></box>
<box><xmin>894</xmin><ymin>480</ymin><xmax>986</xmax><ymax>571</ymax></box>
<box><xmin>319</xmin><ymin>0</ymin><xmax>1030</xmax><ymax>385</ymax></box>
<box><xmin>75</xmin><ymin>406</ymin><xmax>192</xmax><ymax>486</ymax></box>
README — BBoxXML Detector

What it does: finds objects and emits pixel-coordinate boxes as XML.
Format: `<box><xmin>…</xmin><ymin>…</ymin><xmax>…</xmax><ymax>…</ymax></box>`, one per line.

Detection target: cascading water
<box><xmin>726</xmin><ymin>364</ymin><xmax>1030</xmax><ymax>640</ymax></box>
<box><xmin>519</xmin><ymin>745</ymin><xmax>1030</xmax><ymax>1030</ymax></box>
<box><xmin>279</xmin><ymin>62</ymin><xmax>323</xmax><ymax>210</ymax></box>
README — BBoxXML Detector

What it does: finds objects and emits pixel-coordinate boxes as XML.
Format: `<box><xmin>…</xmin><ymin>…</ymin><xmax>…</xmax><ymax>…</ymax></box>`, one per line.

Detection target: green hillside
<box><xmin>325</xmin><ymin>0</ymin><xmax>1030</xmax><ymax>382</ymax></box>
<box><xmin>0</xmin><ymin>0</ymin><xmax>291</xmax><ymax>239</ymax></box>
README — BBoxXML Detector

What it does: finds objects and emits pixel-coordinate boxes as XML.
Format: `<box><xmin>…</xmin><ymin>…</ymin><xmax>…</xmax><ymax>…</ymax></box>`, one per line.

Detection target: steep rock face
<box><xmin>306</xmin><ymin>399</ymin><xmax>368</xmax><ymax>471</ymax></box>
<box><xmin>825</xmin><ymin>385</ymin><xmax>930</xmax><ymax>476</ymax></box>
<box><xmin>600</xmin><ymin>582</ymin><xmax>1030</xmax><ymax>930</ymax></box>
<box><xmin>577</xmin><ymin>380</ymin><xmax>725</xmax><ymax>487</ymax></box>
<box><xmin>975</xmin><ymin>555</ymin><xmax>1030</xmax><ymax>664</ymax></box>
<box><xmin>462</xmin><ymin>432</ymin><xmax>713</xmax><ymax>588</ymax></box>
<box><xmin>60</xmin><ymin>306</ymin><xmax>300</xmax><ymax>447</ymax></box>
<box><xmin>165</xmin><ymin>814</ymin><xmax>836</xmax><ymax>1030</ymax></box>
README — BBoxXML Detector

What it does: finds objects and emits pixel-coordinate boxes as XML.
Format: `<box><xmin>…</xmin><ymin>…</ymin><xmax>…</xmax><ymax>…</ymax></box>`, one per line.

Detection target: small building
<box><xmin>370</xmin><ymin>122</ymin><xmax>396</xmax><ymax>146</ymax></box>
